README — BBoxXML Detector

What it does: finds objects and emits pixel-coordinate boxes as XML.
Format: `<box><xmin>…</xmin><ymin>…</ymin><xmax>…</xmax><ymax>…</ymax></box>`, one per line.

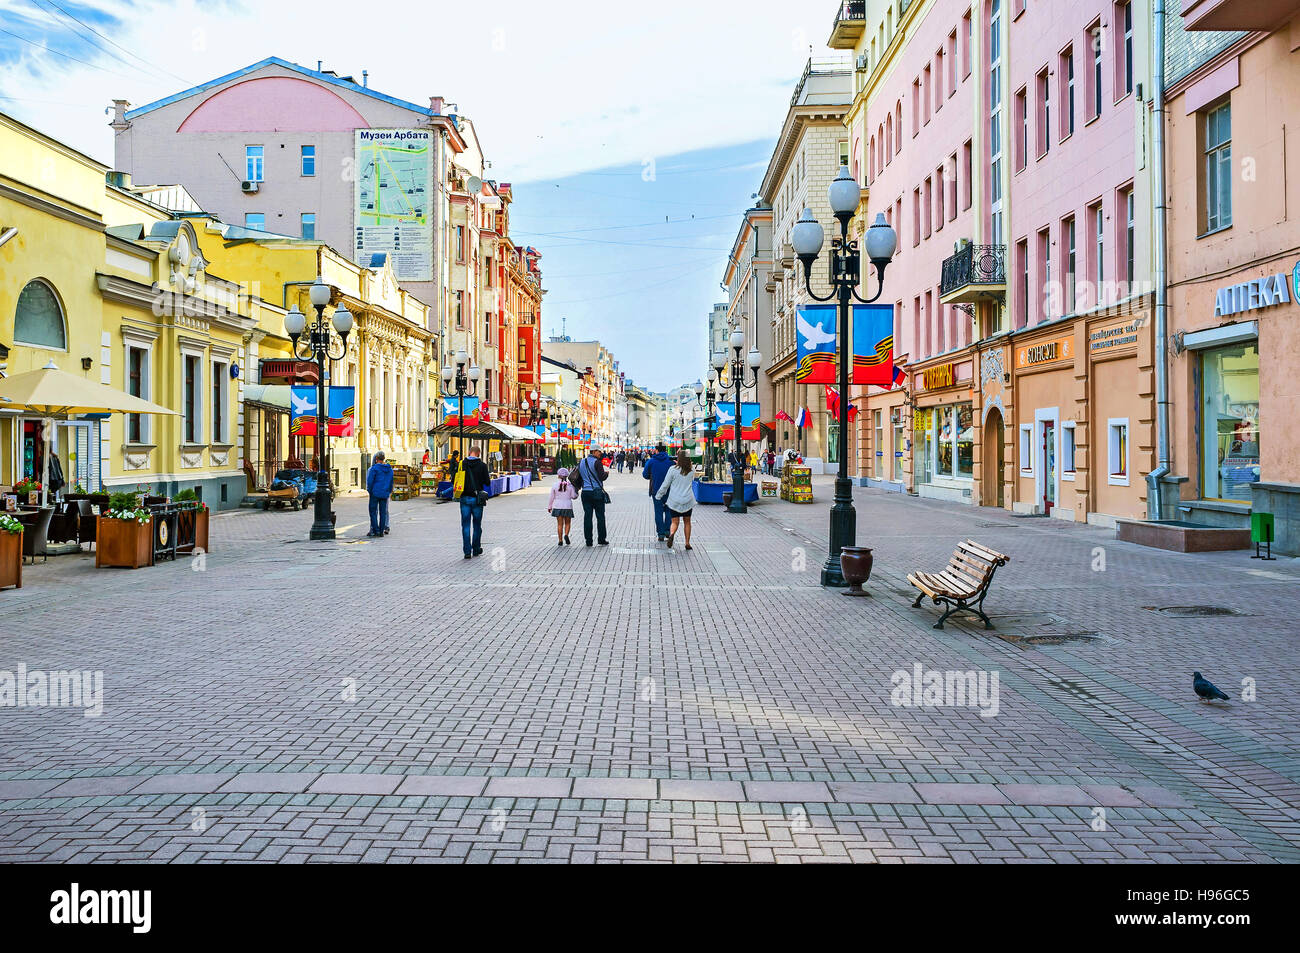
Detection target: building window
<box><xmin>1062</xmin><ymin>422</ymin><xmax>1077</xmax><ymax>477</ymax></box>
<box><xmin>1090</xmin><ymin>200</ymin><xmax>1105</xmax><ymax>290</ymax></box>
<box><xmin>1015</xmin><ymin>87</ymin><xmax>1028</xmax><ymax>172</ymax></box>
<box><xmin>456</xmin><ymin>225</ymin><xmax>466</xmax><ymax>261</ymax></box>
<box><xmin>300</xmin><ymin>145</ymin><xmax>316</xmax><ymax>176</ymax></box>
<box><xmin>1108</xmin><ymin>418</ymin><xmax>1129</xmax><ymax>484</ymax></box>
<box><xmin>935</xmin><ymin>165</ymin><xmax>945</xmax><ymax>228</ymax></box>
<box><xmin>245</xmin><ymin>145</ymin><xmax>264</xmax><ymax>182</ymax></box>
<box><xmin>1203</xmin><ymin>101</ymin><xmax>1232</xmax><ymax>232</ymax></box>
<box><xmin>1061</xmin><ymin>47</ymin><xmax>1075</xmax><ymax>138</ymax></box>
<box><xmin>962</xmin><ymin>139</ymin><xmax>973</xmax><ymax>210</ymax></box>
<box><xmin>1118</xmin><ymin>186</ymin><xmax>1135</xmax><ymax>287</ymax></box>
<box><xmin>300</xmin><ymin>213</ymin><xmax>315</xmax><ymax>240</ymax></box>
<box><xmin>912</xmin><ymin>188</ymin><xmax>921</xmax><ymax>247</ymax></box>
<box><xmin>914</xmin><ymin>403</ymin><xmax>974</xmax><ymax>480</ymax></box>
<box><xmin>947</xmin><ymin>30</ymin><xmax>958</xmax><ymax>93</ymax></box>
<box><xmin>962</xmin><ymin>9</ymin><xmax>972</xmax><ymax>78</ymax></box>
<box><xmin>923</xmin><ymin>177</ymin><xmax>933</xmax><ymax>238</ymax></box>
<box><xmin>212</xmin><ymin>359</ymin><xmax>228</xmax><ymax>444</ymax></box>
<box><xmin>989</xmin><ymin>0</ymin><xmax>1005</xmax><ymax>239</ymax></box>
<box><xmin>183</xmin><ymin>354</ymin><xmax>202</xmax><ymax>444</ymax></box>
<box><xmin>923</xmin><ymin>65</ymin><xmax>932</xmax><ymax>124</ymax></box>
<box><xmin>1036</xmin><ymin>68</ymin><xmax>1051</xmax><ymax>157</ymax></box>
<box><xmin>485</xmin><ymin>311</ymin><xmax>492</xmax><ymax>344</ymax></box>
<box><xmin>1118</xmin><ymin>1</ymin><xmax>1133</xmax><ymax>97</ymax></box>
<box><xmin>127</xmin><ymin>345</ymin><xmax>149</xmax><ymax>443</ymax></box>
<box><xmin>1063</xmin><ymin>215</ymin><xmax>1077</xmax><ymax>313</ymax></box>
<box><xmin>1020</xmin><ymin>424</ymin><xmax>1034</xmax><ymax>473</ymax></box>
<box><xmin>245</xmin><ymin>213</ymin><xmax>265</xmax><ymax>231</ymax></box>
<box><xmin>874</xmin><ymin>409</ymin><xmax>884</xmax><ymax>478</ymax></box>
<box><xmin>455</xmin><ymin>290</ymin><xmax>464</xmax><ymax>327</ymax></box>
<box><xmin>1200</xmin><ymin>341</ymin><xmax>1259</xmax><ymax>501</ymax></box>
<box><xmin>1037</xmin><ymin>227</ymin><xmax>1052</xmax><ymax>321</ymax></box>
<box><xmin>895</xmin><ymin>101</ymin><xmax>903</xmax><ymax>153</ymax></box>
<box><xmin>1089</xmin><ymin>21</ymin><xmax>1103</xmax><ymax>119</ymax></box>
<box><xmin>1015</xmin><ymin>238</ymin><xmax>1029</xmax><ymax>327</ymax></box>
<box><xmin>13</xmin><ymin>279</ymin><xmax>66</xmax><ymax>349</ymax></box>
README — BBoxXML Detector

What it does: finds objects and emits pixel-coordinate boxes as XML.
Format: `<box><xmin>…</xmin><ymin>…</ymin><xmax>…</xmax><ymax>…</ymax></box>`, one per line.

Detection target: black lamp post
<box><xmin>792</xmin><ymin>166</ymin><xmax>898</xmax><ymax>587</ymax></box>
<box><xmin>440</xmin><ymin>349</ymin><xmax>480</xmax><ymax>473</ymax></box>
<box><xmin>284</xmin><ymin>276</ymin><xmax>352</xmax><ymax>541</ymax></box>
<box><xmin>691</xmin><ymin>369</ymin><xmax>719</xmax><ymax>481</ymax></box>
<box><xmin>712</xmin><ymin>329</ymin><xmax>762</xmax><ymax>514</ymax></box>
<box><xmin>521</xmin><ymin>388</ymin><xmax>543</xmax><ymax>480</ymax></box>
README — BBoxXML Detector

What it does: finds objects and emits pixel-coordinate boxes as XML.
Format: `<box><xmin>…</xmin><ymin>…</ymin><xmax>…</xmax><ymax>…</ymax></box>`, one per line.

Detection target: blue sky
<box><xmin>0</xmin><ymin>0</ymin><xmax>839</xmax><ymax>391</ymax></box>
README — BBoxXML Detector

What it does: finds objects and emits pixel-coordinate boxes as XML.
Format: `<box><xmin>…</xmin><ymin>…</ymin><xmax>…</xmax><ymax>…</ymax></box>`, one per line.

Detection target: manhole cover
<box><xmin>975</xmin><ymin>521</ymin><xmax>1009</xmax><ymax>527</ymax></box>
<box><xmin>1143</xmin><ymin>605</ymin><xmax>1245</xmax><ymax>617</ymax></box>
<box><xmin>1023</xmin><ymin>632</ymin><xmax>1100</xmax><ymax>645</ymax></box>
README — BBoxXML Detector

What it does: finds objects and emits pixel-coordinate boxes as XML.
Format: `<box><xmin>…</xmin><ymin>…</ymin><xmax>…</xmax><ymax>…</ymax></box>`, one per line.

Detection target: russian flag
<box><xmin>795</xmin><ymin>407</ymin><xmax>809</xmax><ymax>429</ymax></box>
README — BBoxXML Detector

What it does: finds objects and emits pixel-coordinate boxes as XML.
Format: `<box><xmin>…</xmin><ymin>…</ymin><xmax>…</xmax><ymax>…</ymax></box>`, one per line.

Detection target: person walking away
<box><xmin>548</xmin><ymin>467</ymin><xmax>578</xmax><ymax>546</ymax></box>
<box><xmin>615</xmin><ymin>450</ymin><xmax>625</xmax><ymax>474</ymax></box>
<box><xmin>656</xmin><ymin>450</ymin><xmax>697</xmax><ymax>550</ymax></box>
<box><xmin>576</xmin><ymin>447</ymin><xmax>609</xmax><ymax>546</ymax></box>
<box><xmin>366</xmin><ymin>451</ymin><xmax>394</xmax><ymax>538</ymax></box>
<box><xmin>458</xmin><ymin>445</ymin><xmax>491</xmax><ymax>559</ymax></box>
<box><xmin>642</xmin><ymin>443</ymin><xmax>673</xmax><ymax>542</ymax></box>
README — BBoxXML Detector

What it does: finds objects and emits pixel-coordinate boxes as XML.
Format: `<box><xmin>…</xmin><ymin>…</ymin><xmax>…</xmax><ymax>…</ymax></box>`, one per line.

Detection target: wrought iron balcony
<box><xmin>828</xmin><ymin>1</ymin><xmax>866</xmax><ymax>49</ymax></box>
<box><xmin>939</xmin><ymin>243</ymin><xmax>1006</xmax><ymax>304</ymax></box>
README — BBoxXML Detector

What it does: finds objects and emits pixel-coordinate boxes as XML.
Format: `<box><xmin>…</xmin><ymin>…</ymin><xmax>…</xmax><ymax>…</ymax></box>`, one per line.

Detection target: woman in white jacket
<box><xmin>655</xmin><ymin>450</ymin><xmax>697</xmax><ymax>550</ymax></box>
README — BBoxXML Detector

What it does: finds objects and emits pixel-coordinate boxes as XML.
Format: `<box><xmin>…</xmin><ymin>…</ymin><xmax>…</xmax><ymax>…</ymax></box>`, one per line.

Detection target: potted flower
<box><xmin>95</xmin><ymin>490</ymin><xmax>153</xmax><ymax>569</ymax></box>
<box><xmin>15</xmin><ymin>478</ymin><xmax>41</xmax><ymax>506</ymax></box>
<box><xmin>174</xmin><ymin>488</ymin><xmax>209</xmax><ymax>553</ymax></box>
<box><xmin>0</xmin><ymin>513</ymin><xmax>22</xmax><ymax>590</ymax></box>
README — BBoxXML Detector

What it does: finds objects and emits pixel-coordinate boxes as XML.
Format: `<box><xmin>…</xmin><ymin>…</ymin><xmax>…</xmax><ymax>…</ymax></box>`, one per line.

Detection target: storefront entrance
<box><xmin>1042</xmin><ymin>420</ymin><xmax>1057</xmax><ymax>514</ymax></box>
<box><xmin>982</xmin><ymin>408</ymin><xmax>1004</xmax><ymax>507</ymax></box>
<box><xmin>1199</xmin><ymin>340</ymin><xmax>1259</xmax><ymax>502</ymax></box>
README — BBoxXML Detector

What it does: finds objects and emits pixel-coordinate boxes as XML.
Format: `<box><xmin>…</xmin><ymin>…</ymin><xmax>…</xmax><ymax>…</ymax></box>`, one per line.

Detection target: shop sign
<box><xmin>1089</xmin><ymin>319</ymin><xmax>1140</xmax><ymax>353</ymax></box>
<box><xmin>1015</xmin><ymin>337</ymin><xmax>1072</xmax><ymax>368</ymax></box>
<box><xmin>921</xmin><ymin>364</ymin><xmax>954</xmax><ymax>390</ymax></box>
<box><xmin>1214</xmin><ymin>272</ymin><xmax>1292</xmax><ymax>318</ymax></box>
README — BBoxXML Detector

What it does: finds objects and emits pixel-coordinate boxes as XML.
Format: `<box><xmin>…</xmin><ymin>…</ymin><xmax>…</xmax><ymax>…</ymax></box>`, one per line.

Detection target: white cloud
<box><xmin>0</xmin><ymin>0</ymin><xmax>837</xmax><ymax>181</ymax></box>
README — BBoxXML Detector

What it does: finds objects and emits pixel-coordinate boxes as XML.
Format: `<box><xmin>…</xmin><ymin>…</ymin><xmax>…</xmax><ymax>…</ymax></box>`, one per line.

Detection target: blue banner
<box><xmin>795</xmin><ymin>304</ymin><xmax>837</xmax><ymax>384</ymax></box>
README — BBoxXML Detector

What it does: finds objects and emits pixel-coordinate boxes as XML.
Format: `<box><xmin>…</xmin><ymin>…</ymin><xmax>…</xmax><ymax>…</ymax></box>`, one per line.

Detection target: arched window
<box><xmin>14</xmin><ymin>279</ymin><xmax>66</xmax><ymax>349</ymax></box>
<box><xmin>895</xmin><ymin>101</ymin><xmax>904</xmax><ymax>154</ymax></box>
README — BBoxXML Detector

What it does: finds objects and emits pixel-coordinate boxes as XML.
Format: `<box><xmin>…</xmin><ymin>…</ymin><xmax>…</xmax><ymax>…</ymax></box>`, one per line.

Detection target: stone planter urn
<box><xmin>839</xmin><ymin>546</ymin><xmax>874</xmax><ymax>597</ymax></box>
<box><xmin>721</xmin><ymin>491</ymin><xmax>733</xmax><ymax>508</ymax></box>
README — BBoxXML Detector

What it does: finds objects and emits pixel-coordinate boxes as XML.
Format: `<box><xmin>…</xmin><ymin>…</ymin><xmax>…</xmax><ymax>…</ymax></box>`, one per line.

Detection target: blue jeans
<box><xmin>459</xmin><ymin>497</ymin><xmax>484</xmax><ymax>555</ymax></box>
<box><xmin>652</xmin><ymin>497</ymin><xmax>671</xmax><ymax>537</ymax></box>
<box><xmin>368</xmin><ymin>495</ymin><xmax>389</xmax><ymax>535</ymax></box>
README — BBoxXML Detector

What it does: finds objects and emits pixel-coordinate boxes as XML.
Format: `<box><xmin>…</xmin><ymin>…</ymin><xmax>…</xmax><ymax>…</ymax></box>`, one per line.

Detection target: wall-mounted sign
<box><xmin>1214</xmin><ymin>271</ymin><xmax>1292</xmax><ymax>318</ymax></box>
<box><xmin>1089</xmin><ymin>319</ymin><xmax>1140</xmax><ymax>353</ymax></box>
<box><xmin>921</xmin><ymin>363</ymin><xmax>954</xmax><ymax>390</ymax></box>
<box><xmin>1015</xmin><ymin>337</ymin><xmax>1073</xmax><ymax>368</ymax></box>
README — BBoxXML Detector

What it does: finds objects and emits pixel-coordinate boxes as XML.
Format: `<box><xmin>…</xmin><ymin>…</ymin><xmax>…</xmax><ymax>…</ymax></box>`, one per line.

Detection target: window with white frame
<box><xmin>245</xmin><ymin>145</ymin><xmax>264</xmax><ymax>182</ymax></box>
<box><xmin>125</xmin><ymin>342</ymin><xmax>152</xmax><ymax>443</ymax></box>
<box><xmin>1108</xmin><ymin>418</ymin><xmax>1129</xmax><ymax>484</ymax></box>
<box><xmin>1062</xmin><ymin>421</ymin><xmax>1077</xmax><ymax>478</ymax></box>
<box><xmin>182</xmin><ymin>352</ymin><xmax>204</xmax><ymax>444</ymax></box>
<box><xmin>1020</xmin><ymin>424</ymin><xmax>1034</xmax><ymax>473</ymax></box>
<box><xmin>211</xmin><ymin>358</ymin><xmax>229</xmax><ymax>444</ymax></box>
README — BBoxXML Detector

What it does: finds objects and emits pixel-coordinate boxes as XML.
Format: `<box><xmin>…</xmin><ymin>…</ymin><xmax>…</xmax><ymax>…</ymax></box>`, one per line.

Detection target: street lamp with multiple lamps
<box><xmin>439</xmin><ymin>350</ymin><xmax>480</xmax><ymax>471</ymax></box>
<box><xmin>791</xmin><ymin>166</ymin><xmax>898</xmax><ymax>587</ymax></box>
<box><xmin>284</xmin><ymin>276</ymin><xmax>353</xmax><ymax>541</ymax></box>
<box><xmin>712</xmin><ymin>328</ymin><xmax>762</xmax><ymax>514</ymax></box>
<box><xmin>521</xmin><ymin>388</ymin><xmax>543</xmax><ymax>480</ymax></box>
<box><xmin>692</xmin><ymin>368</ymin><xmax>719</xmax><ymax>481</ymax></box>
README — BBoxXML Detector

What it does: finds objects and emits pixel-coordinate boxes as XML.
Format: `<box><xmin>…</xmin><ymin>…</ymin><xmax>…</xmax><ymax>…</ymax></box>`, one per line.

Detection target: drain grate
<box><xmin>1143</xmin><ymin>605</ymin><xmax>1245</xmax><ymax>617</ymax></box>
<box><xmin>1022</xmin><ymin>632</ymin><xmax>1101</xmax><ymax>645</ymax></box>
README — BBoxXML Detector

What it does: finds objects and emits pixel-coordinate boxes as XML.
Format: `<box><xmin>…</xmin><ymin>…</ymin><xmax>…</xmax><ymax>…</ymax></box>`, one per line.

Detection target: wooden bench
<box><xmin>907</xmin><ymin>539</ymin><xmax>1011</xmax><ymax>630</ymax></box>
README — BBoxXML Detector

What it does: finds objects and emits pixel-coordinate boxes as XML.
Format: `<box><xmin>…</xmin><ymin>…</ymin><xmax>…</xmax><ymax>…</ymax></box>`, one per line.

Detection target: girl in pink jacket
<box><xmin>548</xmin><ymin>467</ymin><xmax>579</xmax><ymax>546</ymax></box>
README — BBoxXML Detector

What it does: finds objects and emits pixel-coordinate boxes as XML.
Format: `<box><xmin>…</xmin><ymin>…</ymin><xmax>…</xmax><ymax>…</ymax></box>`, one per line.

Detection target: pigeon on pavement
<box><xmin>1192</xmin><ymin>672</ymin><xmax>1230</xmax><ymax>702</ymax></box>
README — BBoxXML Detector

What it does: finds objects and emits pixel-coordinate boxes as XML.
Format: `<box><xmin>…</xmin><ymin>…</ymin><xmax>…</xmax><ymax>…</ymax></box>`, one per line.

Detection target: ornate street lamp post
<box><xmin>791</xmin><ymin>166</ymin><xmax>898</xmax><ymax>587</ymax></box>
<box><xmin>712</xmin><ymin>329</ymin><xmax>762</xmax><ymax>514</ymax></box>
<box><xmin>521</xmin><ymin>388</ymin><xmax>543</xmax><ymax>480</ymax></box>
<box><xmin>440</xmin><ymin>349</ymin><xmax>480</xmax><ymax>475</ymax></box>
<box><xmin>285</xmin><ymin>276</ymin><xmax>352</xmax><ymax>541</ymax></box>
<box><xmin>692</xmin><ymin>369</ymin><xmax>719</xmax><ymax>481</ymax></box>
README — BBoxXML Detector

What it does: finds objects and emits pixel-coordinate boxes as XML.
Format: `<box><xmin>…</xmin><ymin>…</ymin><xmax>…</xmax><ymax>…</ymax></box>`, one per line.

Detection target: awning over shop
<box><xmin>428</xmin><ymin>419</ymin><xmax>542</xmax><ymax>441</ymax></box>
<box><xmin>243</xmin><ymin>384</ymin><xmax>291</xmax><ymax>412</ymax></box>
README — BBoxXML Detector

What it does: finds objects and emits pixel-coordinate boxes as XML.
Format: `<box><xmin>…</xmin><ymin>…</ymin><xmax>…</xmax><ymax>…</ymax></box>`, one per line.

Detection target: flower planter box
<box><xmin>95</xmin><ymin>515</ymin><xmax>153</xmax><ymax>569</ymax></box>
<box><xmin>195</xmin><ymin>509</ymin><xmax>209</xmax><ymax>553</ymax></box>
<box><xmin>0</xmin><ymin>530</ymin><xmax>21</xmax><ymax>590</ymax></box>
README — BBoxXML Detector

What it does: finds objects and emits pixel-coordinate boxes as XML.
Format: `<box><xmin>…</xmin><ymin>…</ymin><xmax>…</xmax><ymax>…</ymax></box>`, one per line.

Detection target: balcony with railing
<box><xmin>939</xmin><ymin>243</ymin><xmax>1006</xmax><ymax>304</ymax></box>
<box><xmin>827</xmin><ymin>1</ymin><xmax>866</xmax><ymax>49</ymax></box>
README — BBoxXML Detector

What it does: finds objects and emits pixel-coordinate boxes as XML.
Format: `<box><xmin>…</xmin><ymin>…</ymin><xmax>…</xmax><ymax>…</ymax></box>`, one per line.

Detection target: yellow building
<box><xmin>2</xmin><ymin>111</ymin><xmax>255</xmax><ymax>506</ymax></box>
<box><xmin>198</xmin><ymin>227</ymin><xmax>435</xmax><ymax>493</ymax></box>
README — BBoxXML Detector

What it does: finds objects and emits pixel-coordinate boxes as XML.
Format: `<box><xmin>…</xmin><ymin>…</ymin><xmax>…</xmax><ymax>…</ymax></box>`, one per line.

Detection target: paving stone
<box><xmin>394</xmin><ymin>776</ymin><xmax>488</xmax><ymax>798</ymax></box>
<box><xmin>127</xmin><ymin>774</ymin><xmax>236</xmax><ymax>795</ymax></box>
<box><xmin>45</xmin><ymin>777</ymin><xmax>146</xmax><ymax>797</ymax></box>
<box><xmin>0</xmin><ymin>780</ymin><xmax>63</xmax><ymax>799</ymax></box>
<box><xmin>308</xmin><ymin>774</ymin><xmax>403</xmax><ymax>796</ymax></box>
<box><xmin>827</xmin><ymin>782</ymin><xmax>922</xmax><ymax>804</ymax></box>
<box><xmin>743</xmin><ymin>781</ymin><xmax>833</xmax><ymax>802</ymax></box>
<box><xmin>572</xmin><ymin>778</ymin><xmax>657</xmax><ymax>800</ymax></box>
<box><xmin>915</xmin><ymin>784</ymin><xmax>1010</xmax><ymax>805</ymax></box>
<box><xmin>997</xmin><ymin>784</ymin><xmax>1094</xmax><ymax>806</ymax></box>
<box><xmin>659</xmin><ymin>781</ymin><xmax>745</xmax><ymax>802</ymax></box>
<box><xmin>483</xmin><ymin>778</ymin><xmax>573</xmax><ymax>799</ymax></box>
<box><xmin>218</xmin><ymin>773</ymin><xmax>319</xmax><ymax>794</ymax></box>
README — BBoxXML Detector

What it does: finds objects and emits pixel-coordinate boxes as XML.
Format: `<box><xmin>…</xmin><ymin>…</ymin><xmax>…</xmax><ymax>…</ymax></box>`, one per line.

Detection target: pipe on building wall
<box><xmin>1147</xmin><ymin>0</ymin><xmax>1172</xmax><ymax>520</ymax></box>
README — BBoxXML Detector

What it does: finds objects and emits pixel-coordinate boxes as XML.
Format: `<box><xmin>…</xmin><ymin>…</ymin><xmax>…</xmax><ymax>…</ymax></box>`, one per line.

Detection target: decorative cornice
<box><xmin>0</xmin><ymin>180</ymin><xmax>104</xmax><ymax>232</ymax></box>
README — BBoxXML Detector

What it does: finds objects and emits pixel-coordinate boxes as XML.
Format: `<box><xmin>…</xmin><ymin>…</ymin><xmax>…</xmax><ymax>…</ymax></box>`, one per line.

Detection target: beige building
<box><xmin>542</xmin><ymin>338</ymin><xmax>619</xmax><ymax>445</ymax></box>
<box><xmin>758</xmin><ymin>56</ymin><xmax>855</xmax><ymax>475</ymax></box>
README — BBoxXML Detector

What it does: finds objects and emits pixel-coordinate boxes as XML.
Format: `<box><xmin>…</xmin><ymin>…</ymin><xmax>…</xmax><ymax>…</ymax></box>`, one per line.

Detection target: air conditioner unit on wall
<box><xmin>856</xmin><ymin>53</ymin><xmax>868</xmax><ymax>71</ymax></box>
<box><xmin>241</xmin><ymin>180</ymin><xmax>260</xmax><ymax>193</ymax></box>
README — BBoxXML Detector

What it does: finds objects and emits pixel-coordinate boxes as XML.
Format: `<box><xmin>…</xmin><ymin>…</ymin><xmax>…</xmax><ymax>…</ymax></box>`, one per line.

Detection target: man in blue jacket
<box><xmin>642</xmin><ymin>443</ymin><xmax>674</xmax><ymax>542</ymax></box>
<box><xmin>366</xmin><ymin>451</ymin><xmax>394</xmax><ymax>538</ymax></box>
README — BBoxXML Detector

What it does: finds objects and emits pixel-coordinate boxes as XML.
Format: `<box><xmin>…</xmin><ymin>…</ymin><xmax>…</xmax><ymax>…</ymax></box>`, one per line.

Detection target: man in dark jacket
<box><xmin>458</xmin><ymin>445</ymin><xmax>492</xmax><ymax>558</ymax></box>
<box><xmin>365</xmin><ymin>451</ymin><xmax>394</xmax><ymax>537</ymax></box>
<box><xmin>576</xmin><ymin>447</ymin><xmax>609</xmax><ymax>547</ymax></box>
<box><xmin>642</xmin><ymin>443</ymin><xmax>673</xmax><ymax>541</ymax></box>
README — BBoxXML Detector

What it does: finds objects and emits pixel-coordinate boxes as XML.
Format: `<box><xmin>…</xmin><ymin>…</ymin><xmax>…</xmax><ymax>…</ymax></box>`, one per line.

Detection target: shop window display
<box><xmin>1201</xmin><ymin>342</ymin><xmax>1259</xmax><ymax>502</ymax></box>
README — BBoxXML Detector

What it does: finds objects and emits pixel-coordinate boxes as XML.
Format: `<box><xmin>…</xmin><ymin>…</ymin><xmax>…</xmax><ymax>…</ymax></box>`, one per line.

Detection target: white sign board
<box><xmin>354</xmin><ymin>129</ymin><xmax>433</xmax><ymax>281</ymax></box>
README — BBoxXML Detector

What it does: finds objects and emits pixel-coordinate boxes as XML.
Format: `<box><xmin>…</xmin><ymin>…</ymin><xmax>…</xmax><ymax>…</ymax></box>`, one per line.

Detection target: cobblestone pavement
<box><xmin>2</xmin><ymin>470</ymin><xmax>1298</xmax><ymax>863</ymax></box>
